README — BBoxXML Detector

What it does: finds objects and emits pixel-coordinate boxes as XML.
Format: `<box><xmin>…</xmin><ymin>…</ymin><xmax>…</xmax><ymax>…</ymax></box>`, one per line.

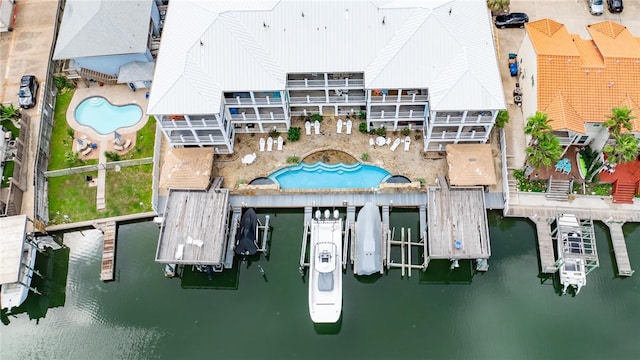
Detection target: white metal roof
<box><xmin>0</xmin><ymin>215</ymin><xmax>28</xmax><ymax>285</ymax></box>
<box><xmin>148</xmin><ymin>0</ymin><xmax>504</xmax><ymax>115</ymax></box>
<box><xmin>53</xmin><ymin>0</ymin><xmax>153</xmax><ymax>60</ymax></box>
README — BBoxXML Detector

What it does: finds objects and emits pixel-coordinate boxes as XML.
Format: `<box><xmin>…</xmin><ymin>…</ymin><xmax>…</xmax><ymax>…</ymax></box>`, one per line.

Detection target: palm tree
<box><xmin>525</xmin><ymin>131</ymin><xmax>563</xmax><ymax>169</ymax></box>
<box><xmin>603</xmin><ymin>133</ymin><xmax>639</xmax><ymax>165</ymax></box>
<box><xmin>603</xmin><ymin>106</ymin><xmax>635</xmax><ymax>138</ymax></box>
<box><xmin>524</xmin><ymin>112</ymin><xmax>552</xmax><ymax>142</ymax></box>
<box><xmin>486</xmin><ymin>0</ymin><xmax>510</xmax><ymax>14</ymax></box>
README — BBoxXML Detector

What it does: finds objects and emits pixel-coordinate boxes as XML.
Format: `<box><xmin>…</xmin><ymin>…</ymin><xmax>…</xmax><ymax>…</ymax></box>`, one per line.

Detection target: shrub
<box><xmin>54</xmin><ymin>76</ymin><xmax>76</xmax><ymax>92</ymax></box>
<box><xmin>311</xmin><ymin>113</ymin><xmax>323</xmax><ymax>123</ymax></box>
<box><xmin>416</xmin><ymin>178</ymin><xmax>425</xmax><ymax>187</ymax></box>
<box><xmin>358</xmin><ymin>122</ymin><xmax>368</xmax><ymax>133</ymax></box>
<box><xmin>401</xmin><ymin>128</ymin><xmax>410</xmax><ymax>136</ymax></box>
<box><xmin>104</xmin><ymin>151</ymin><xmax>121</xmax><ymax>162</ymax></box>
<box><xmin>0</xmin><ymin>103</ymin><xmax>20</xmax><ymax>121</ymax></box>
<box><xmin>513</xmin><ymin>168</ymin><xmax>546</xmax><ymax>192</ymax></box>
<box><xmin>592</xmin><ymin>183</ymin><xmax>612</xmax><ymax>196</ymax></box>
<box><xmin>361</xmin><ymin>153</ymin><xmax>369</xmax><ymax>161</ymax></box>
<box><xmin>286</xmin><ymin>156</ymin><xmax>300</xmax><ymax>164</ymax></box>
<box><xmin>269</xmin><ymin>129</ymin><xmax>280</xmax><ymax>138</ymax></box>
<box><xmin>375</xmin><ymin>127</ymin><xmax>386</xmax><ymax>136</ymax></box>
<box><xmin>287</xmin><ymin>127</ymin><xmax>301</xmax><ymax>142</ymax></box>
<box><xmin>358</xmin><ymin>110</ymin><xmax>366</xmax><ymax>120</ymax></box>
<box><xmin>495</xmin><ymin>110</ymin><xmax>509</xmax><ymax>128</ymax></box>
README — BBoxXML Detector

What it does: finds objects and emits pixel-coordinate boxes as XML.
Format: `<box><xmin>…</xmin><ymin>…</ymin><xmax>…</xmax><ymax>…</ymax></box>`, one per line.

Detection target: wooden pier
<box><xmin>605</xmin><ymin>222</ymin><xmax>634</xmax><ymax>276</ymax></box>
<box><xmin>531</xmin><ymin>217</ymin><xmax>557</xmax><ymax>273</ymax></box>
<box><xmin>97</xmin><ymin>221</ymin><xmax>117</xmax><ymax>281</ymax></box>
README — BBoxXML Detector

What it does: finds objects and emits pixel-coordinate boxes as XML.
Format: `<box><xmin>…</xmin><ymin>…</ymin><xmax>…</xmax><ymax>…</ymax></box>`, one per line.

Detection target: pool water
<box><xmin>75</xmin><ymin>96</ymin><xmax>143</xmax><ymax>134</ymax></box>
<box><xmin>269</xmin><ymin>162</ymin><xmax>391</xmax><ymax>189</ymax></box>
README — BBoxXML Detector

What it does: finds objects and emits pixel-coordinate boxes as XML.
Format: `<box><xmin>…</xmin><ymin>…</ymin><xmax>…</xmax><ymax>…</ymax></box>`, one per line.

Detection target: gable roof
<box><xmin>526</xmin><ymin>19</ymin><xmax>640</xmax><ymax>133</ymax></box>
<box><xmin>53</xmin><ymin>0</ymin><xmax>153</xmax><ymax>60</ymax></box>
<box><xmin>148</xmin><ymin>0</ymin><xmax>504</xmax><ymax>115</ymax></box>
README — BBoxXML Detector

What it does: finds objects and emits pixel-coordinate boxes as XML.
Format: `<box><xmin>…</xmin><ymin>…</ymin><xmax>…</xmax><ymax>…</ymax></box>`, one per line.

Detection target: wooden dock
<box><xmin>97</xmin><ymin>221</ymin><xmax>117</xmax><ymax>281</ymax></box>
<box><xmin>605</xmin><ymin>223</ymin><xmax>634</xmax><ymax>276</ymax></box>
<box><xmin>531</xmin><ymin>217</ymin><xmax>556</xmax><ymax>273</ymax></box>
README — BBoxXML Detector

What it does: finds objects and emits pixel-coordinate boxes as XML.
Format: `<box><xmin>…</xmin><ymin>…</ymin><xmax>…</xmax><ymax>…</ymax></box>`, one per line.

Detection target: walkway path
<box><xmin>96</xmin><ymin>140</ymin><xmax>108</xmax><ymax>210</ymax></box>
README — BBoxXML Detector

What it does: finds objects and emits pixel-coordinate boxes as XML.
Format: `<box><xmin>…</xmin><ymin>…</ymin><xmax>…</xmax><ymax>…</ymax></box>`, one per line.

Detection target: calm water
<box><xmin>270</xmin><ymin>162</ymin><xmax>391</xmax><ymax>189</ymax></box>
<box><xmin>75</xmin><ymin>96</ymin><xmax>143</xmax><ymax>134</ymax></box>
<box><xmin>1</xmin><ymin>211</ymin><xmax>639</xmax><ymax>360</ymax></box>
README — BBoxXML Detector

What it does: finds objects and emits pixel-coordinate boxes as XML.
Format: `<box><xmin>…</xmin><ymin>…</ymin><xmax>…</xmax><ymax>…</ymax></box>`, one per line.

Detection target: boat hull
<box><xmin>355</xmin><ymin>202</ymin><xmax>383</xmax><ymax>275</ymax></box>
<box><xmin>1</xmin><ymin>243</ymin><xmax>36</xmax><ymax>311</ymax></box>
<box><xmin>308</xmin><ymin>218</ymin><xmax>343</xmax><ymax>323</ymax></box>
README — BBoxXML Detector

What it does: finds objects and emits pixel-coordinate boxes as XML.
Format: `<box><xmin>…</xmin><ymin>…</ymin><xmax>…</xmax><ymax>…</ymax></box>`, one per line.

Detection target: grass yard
<box><xmin>116</xmin><ymin>116</ymin><xmax>156</xmax><ymax>161</ymax></box>
<box><xmin>48</xmin><ymin>90</ymin><xmax>98</xmax><ymax>170</ymax></box>
<box><xmin>1</xmin><ymin>119</ymin><xmax>20</xmax><ymax>139</ymax></box>
<box><xmin>48</xmin><ymin>164</ymin><xmax>152</xmax><ymax>224</ymax></box>
<box><xmin>104</xmin><ymin>164</ymin><xmax>153</xmax><ymax>213</ymax></box>
<box><xmin>2</xmin><ymin>161</ymin><xmax>15</xmax><ymax>187</ymax></box>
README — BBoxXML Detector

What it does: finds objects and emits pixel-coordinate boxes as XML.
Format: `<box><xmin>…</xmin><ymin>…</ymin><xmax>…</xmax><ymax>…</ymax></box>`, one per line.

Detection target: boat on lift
<box><xmin>308</xmin><ymin>209</ymin><xmax>343</xmax><ymax>323</ymax></box>
<box><xmin>235</xmin><ymin>208</ymin><xmax>258</xmax><ymax>256</ymax></box>
<box><xmin>354</xmin><ymin>202</ymin><xmax>383</xmax><ymax>275</ymax></box>
<box><xmin>557</xmin><ymin>214</ymin><xmax>587</xmax><ymax>295</ymax></box>
<box><xmin>1</xmin><ymin>239</ymin><xmax>37</xmax><ymax>311</ymax></box>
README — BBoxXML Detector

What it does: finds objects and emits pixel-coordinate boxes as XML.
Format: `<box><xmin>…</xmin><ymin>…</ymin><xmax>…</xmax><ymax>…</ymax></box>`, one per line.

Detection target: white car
<box><xmin>590</xmin><ymin>0</ymin><xmax>604</xmax><ymax>15</ymax></box>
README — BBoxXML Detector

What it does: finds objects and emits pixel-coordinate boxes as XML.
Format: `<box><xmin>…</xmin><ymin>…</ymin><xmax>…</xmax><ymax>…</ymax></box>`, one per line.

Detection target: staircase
<box><xmin>612</xmin><ymin>181</ymin><xmax>636</xmax><ymax>204</ymax></box>
<box><xmin>545</xmin><ymin>178</ymin><xmax>571</xmax><ymax>201</ymax></box>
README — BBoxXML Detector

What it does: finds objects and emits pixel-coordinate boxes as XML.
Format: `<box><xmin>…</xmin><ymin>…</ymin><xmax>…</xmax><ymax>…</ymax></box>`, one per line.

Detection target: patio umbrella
<box><xmin>113</xmin><ymin>131</ymin><xmax>123</xmax><ymax>145</ymax></box>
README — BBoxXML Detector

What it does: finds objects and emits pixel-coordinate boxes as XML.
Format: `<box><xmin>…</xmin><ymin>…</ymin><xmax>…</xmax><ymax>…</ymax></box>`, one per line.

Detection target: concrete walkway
<box><xmin>96</xmin><ymin>140</ymin><xmax>108</xmax><ymax>210</ymax></box>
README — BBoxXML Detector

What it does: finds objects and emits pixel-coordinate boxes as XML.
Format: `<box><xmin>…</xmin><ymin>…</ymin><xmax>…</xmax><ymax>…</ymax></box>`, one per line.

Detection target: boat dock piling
<box><xmin>347</xmin><ymin>206</ymin><xmax>356</xmax><ymax>270</ymax></box>
<box><xmin>605</xmin><ymin>222</ymin><xmax>634</xmax><ymax>276</ymax></box>
<box><xmin>386</xmin><ymin>227</ymin><xmax>426</xmax><ymax>277</ymax></box>
<box><xmin>96</xmin><ymin>221</ymin><xmax>117</xmax><ymax>281</ymax></box>
<box><xmin>299</xmin><ymin>207</ymin><xmax>312</xmax><ymax>272</ymax></box>
<box><xmin>531</xmin><ymin>217</ymin><xmax>557</xmax><ymax>273</ymax></box>
<box><xmin>224</xmin><ymin>207</ymin><xmax>242</xmax><ymax>269</ymax></box>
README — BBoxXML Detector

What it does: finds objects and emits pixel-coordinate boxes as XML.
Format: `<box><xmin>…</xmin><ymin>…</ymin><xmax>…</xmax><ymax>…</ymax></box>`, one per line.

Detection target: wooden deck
<box><xmin>605</xmin><ymin>223</ymin><xmax>635</xmax><ymax>276</ymax></box>
<box><xmin>97</xmin><ymin>221</ymin><xmax>117</xmax><ymax>281</ymax></box>
<box><xmin>531</xmin><ymin>217</ymin><xmax>556</xmax><ymax>273</ymax></box>
<box><xmin>155</xmin><ymin>186</ymin><xmax>230</xmax><ymax>265</ymax></box>
<box><xmin>427</xmin><ymin>181</ymin><xmax>490</xmax><ymax>260</ymax></box>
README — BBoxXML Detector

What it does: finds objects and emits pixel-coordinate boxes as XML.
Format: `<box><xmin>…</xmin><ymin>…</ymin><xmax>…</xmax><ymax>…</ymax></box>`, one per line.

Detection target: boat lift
<box><xmin>384</xmin><ymin>205</ymin><xmax>428</xmax><ymax>277</ymax></box>
<box><xmin>299</xmin><ymin>207</ymin><xmax>346</xmax><ymax>275</ymax></box>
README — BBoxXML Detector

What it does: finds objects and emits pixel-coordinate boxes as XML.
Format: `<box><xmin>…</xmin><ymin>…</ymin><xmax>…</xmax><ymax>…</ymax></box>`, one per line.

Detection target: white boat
<box><xmin>308</xmin><ymin>209</ymin><xmax>343</xmax><ymax>323</ymax></box>
<box><xmin>1</xmin><ymin>240</ymin><xmax>37</xmax><ymax>311</ymax></box>
<box><xmin>354</xmin><ymin>202</ymin><xmax>383</xmax><ymax>275</ymax></box>
<box><xmin>557</xmin><ymin>214</ymin><xmax>587</xmax><ymax>295</ymax></box>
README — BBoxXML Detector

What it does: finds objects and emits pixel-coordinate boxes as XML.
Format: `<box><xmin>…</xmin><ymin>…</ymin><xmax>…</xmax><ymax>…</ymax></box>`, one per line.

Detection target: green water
<box><xmin>1</xmin><ymin>211</ymin><xmax>639</xmax><ymax>359</ymax></box>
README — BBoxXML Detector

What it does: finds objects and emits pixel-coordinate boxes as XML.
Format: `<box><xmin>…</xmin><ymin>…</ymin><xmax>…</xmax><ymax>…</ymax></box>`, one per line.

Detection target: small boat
<box><xmin>308</xmin><ymin>210</ymin><xmax>343</xmax><ymax>323</ymax></box>
<box><xmin>354</xmin><ymin>202</ymin><xmax>383</xmax><ymax>275</ymax></box>
<box><xmin>1</xmin><ymin>240</ymin><xmax>37</xmax><ymax>311</ymax></box>
<box><xmin>235</xmin><ymin>208</ymin><xmax>258</xmax><ymax>256</ymax></box>
<box><xmin>557</xmin><ymin>214</ymin><xmax>587</xmax><ymax>295</ymax></box>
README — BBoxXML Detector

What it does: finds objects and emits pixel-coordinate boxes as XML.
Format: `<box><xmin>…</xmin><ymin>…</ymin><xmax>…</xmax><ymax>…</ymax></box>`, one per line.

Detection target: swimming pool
<box><xmin>75</xmin><ymin>96</ymin><xmax>143</xmax><ymax>134</ymax></box>
<box><xmin>269</xmin><ymin>162</ymin><xmax>391</xmax><ymax>189</ymax></box>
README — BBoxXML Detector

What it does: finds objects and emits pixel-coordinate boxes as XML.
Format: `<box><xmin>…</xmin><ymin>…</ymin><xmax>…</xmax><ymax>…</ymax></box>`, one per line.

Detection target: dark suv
<box><xmin>494</xmin><ymin>13</ymin><xmax>529</xmax><ymax>29</ymax></box>
<box><xmin>607</xmin><ymin>0</ymin><xmax>623</xmax><ymax>13</ymax></box>
<box><xmin>18</xmin><ymin>75</ymin><xmax>39</xmax><ymax>109</ymax></box>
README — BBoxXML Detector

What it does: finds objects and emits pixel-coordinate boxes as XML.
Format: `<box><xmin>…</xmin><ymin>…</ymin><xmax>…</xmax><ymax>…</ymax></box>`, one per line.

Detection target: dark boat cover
<box><xmin>235</xmin><ymin>208</ymin><xmax>258</xmax><ymax>255</ymax></box>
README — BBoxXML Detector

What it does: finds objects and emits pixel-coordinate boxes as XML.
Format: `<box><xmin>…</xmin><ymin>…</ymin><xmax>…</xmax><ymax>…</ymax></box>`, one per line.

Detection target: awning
<box><xmin>446</xmin><ymin>144</ymin><xmax>497</xmax><ymax>186</ymax></box>
<box><xmin>117</xmin><ymin>61</ymin><xmax>155</xmax><ymax>83</ymax></box>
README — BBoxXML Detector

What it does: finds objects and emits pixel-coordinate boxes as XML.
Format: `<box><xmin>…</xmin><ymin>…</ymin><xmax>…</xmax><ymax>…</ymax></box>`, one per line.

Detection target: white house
<box><xmin>148</xmin><ymin>0</ymin><xmax>505</xmax><ymax>153</ymax></box>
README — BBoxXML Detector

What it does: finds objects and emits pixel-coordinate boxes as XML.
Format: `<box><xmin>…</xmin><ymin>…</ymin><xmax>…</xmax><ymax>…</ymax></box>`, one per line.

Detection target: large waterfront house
<box><xmin>147</xmin><ymin>0</ymin><xmax>505</xmax><ymax>153</ymax></box>
<box><xmin>517</xmin><ymin>19</ymin><xmax>640</xmax><ymax>151</ymax></box>
<box><xmin>53</xmin><ymin>0</ymin><xmax>167</xmax><ymax>89</ymax></box>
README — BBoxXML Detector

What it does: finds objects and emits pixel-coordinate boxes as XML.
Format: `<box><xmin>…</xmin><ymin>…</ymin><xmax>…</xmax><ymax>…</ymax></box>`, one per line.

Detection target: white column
<box><xmin>250</xmin><ymin>91</ymin><xmax>256</xmax><ymax>105</ymax></box>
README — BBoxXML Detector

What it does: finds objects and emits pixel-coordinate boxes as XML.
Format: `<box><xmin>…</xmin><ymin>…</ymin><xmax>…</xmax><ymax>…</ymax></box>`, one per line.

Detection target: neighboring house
<box><xmin>147</xmin><ymin>0</ymin><xmax>505</xmax><ymax>154</ymax></box>
<box><xmin>53</xmin><ymin>0</ymin><xmax>167</xmax><ymax>88</ymax></box>
<box><xmin>517</xmin><ymin>19</ymin><xmax>640</xmax><ymax>151</ymax></box>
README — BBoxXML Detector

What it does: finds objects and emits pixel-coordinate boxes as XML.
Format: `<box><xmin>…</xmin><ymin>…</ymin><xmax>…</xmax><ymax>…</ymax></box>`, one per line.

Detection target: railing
<box><xmin>159</xmin><ymin>118</ymin><xmax>220</xmax><ymax>128</ymax></box>
<box><xmin>500</xmin><ymin>128</ymin><xmax>510</xmax><ymax>214</ymax></box>
<box><xmin>229</xmin><ymin>113</ymin><xmax>287</xmax><ymax>121</ymax></box>
<box><xmin>289</xmin><ymin>95</ymin><xmax>366</xmax><ymax>104</ymax></box>
<box><xmin>369</xmin><ymin>111</ymin><xmax>426</xmax><ymax>119</ymax></box>
<box><xmin>370</xmin><ymin>94</ymin><xmax>428</xmax><ymax>103</ymax></box>
<box><xmin>224</xmin><ymin>97</ymin><xmax>286</xmax><ymax>105</ymax></box>
<box><xmin>432</xmin><ymin>115</ymin><xmax>494</xmax><ymax>125</ymax></box>
<box><xmin>287</xmin><ymin>78</ymin><xmax>365</xmax><ymax>88</ymax></box>
<box><xmin>168</xmin><ymin>134</ymin><xmax>229</xmax><ymax>144</ymax></box>
<box><xmin>429</xmin><ymin>132</ymin><xmax>489</xmax><ymax>140</ymax></box>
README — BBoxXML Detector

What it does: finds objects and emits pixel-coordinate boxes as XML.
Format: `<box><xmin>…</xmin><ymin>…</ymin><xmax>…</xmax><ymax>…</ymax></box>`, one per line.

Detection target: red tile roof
<box><xmin>526</xmin><ymin>20</ymin><xmax>640</xmax><ymax>133</ymax></box>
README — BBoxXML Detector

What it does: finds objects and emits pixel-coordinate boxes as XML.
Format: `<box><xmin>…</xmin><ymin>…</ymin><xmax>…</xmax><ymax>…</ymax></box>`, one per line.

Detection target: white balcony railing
<box><xmin>287</xmin><ymin>78</ymin><xmax>365</xmax><ymax>88</ymax></box>
<box><xmin>369</xmin><ymin>111</ymin><xmax>426</xmax><ymax>119</ymax></box>
<box><xmin>224</xmin><ymin>96</ymin><xmax>285</xmax><ymax>106</ymax></box>
<box><xmin>370</xmin><ymin>94</ymin><xmax>428</xmax><ymax>103</ymax></box>
<box><xmin>160</xmin><ymin>119</ymin><xmax>220</xmax><ymax>128</ymax></box>
<box><xmin>432</xmin><ymin>115</ymin><xmax>494</xmax><ymax>125</ymax></box>
<box><xmin>228</xmin><ymin>113</ymin><xmax>287</xmax><ymax>121</ymax></box>
<box><xmin>289</xmin><ymin>95</ymin><xmax>366</xmax><ymax>104</ymax></box>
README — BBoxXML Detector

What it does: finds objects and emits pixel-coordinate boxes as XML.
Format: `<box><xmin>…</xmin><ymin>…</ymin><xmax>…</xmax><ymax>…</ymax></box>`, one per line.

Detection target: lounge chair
<box><xmin>175</xmin><ymin>244</ymin><xmax>184</xmax><ymax>260</ymax></box>
<box><xmin>555</xmin><ymin>158</ymin><xmax>567</xmax><ymax>172</ymax></box>
<box><xmin>346</xmin><ymin>120</ymin><xmax>352</xmax><ymax>135</ymax></box>
<box><xmin>259</xmin><ymin>138</ymin><xmax>266</xmax><ymax>152</ymax></box>
<box><xmin>267</xmin><ymin>136</ymin><xmax>274</xmax><ymax>151</ymax></box>
<box><xmin>81</xmin><ymin>146</ymin><xmax>93</xmax><ymax>156</ymax></box>
<box><xmin>277</xmin><ymin>136</ymin><xmax>284</xmax><ymax>151</ymax></box>
<box><xmin>337</xmin><ymin>118</ymin><xmax>343</xmax><ymax>134</ymax></box>
<box><xmin>385</xmin><ymin>137</ymin><xmax>391</xmax><ymax>145</ymax></box>
<box><xmin>305</xmin><ymin>121</ymin><xmax>312</xmax><ymax>135</ymax></box>
<box><xmin>562</xmin><ymin>161</ymin><xmax>571</xmax><ymax>175</ymax></box>
<box><xmin>404</xmin><ymin>136</ymin><xmax>411</xmax><ymax>151</ymax></box>
<box><xmin>314</xmin><ymin>120</ymin><xmax>320</xmax><ymax>135</ymax></box>
<box><xmin>114</xmin><ymin>144</ymin><xmax>124</xmax><ymax>151</ymax></box>
<box><xmin>369</xmin><ymin>138</ymin><xmax>375</xmax><ymax>147</ymax></box>
<box><xmin>390</xmin><ymin>138</ymin><xmax>401</xmax><ymax>151</ymax></box>
<box><xmin>124</xmin><ymin>138</ymin><xmax>132</xmax><ymax>149</ymax></box>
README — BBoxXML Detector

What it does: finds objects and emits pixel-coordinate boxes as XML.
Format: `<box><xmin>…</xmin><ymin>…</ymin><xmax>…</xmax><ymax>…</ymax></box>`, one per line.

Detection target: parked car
<box><xmin>590</xmin><ymin>0</ymin><xmax>604</xmax><ymax>15</ymax></box>
<box><xmin>607</xmin><ymin>0</ymin><xmax>623</xmax><ymax>13</ymax></box>
<box><xmin>18</xmin><ymin>75</ymin><xmax>38</xmax><ymax>109</ymax></box>
<box><xmin>494</xmin><ymin>13</ymin><xmax>529</xmax><ymax>29</ymax></box>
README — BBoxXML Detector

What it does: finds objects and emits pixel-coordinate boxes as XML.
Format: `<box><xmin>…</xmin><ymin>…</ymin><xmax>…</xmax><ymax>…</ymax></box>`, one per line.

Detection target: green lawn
<box><xmin>1</xmin><ymin>119</ymin><xmax>20</xmax><ymax>138</ymax></box>
<box><xmin>48</xmin><ymin>164</ymin><xmax>152</xmax><ymax>224</ymax></box>
<box><xmin>116</xmin><ymin>116</ymin><xmax>156</xmax><ymax>161</ymax></box>
<box><xmin>48</xmin><ymin>90</ymin><xmax>99</xmax><ymax>170</ymax></box>
<box><xmin>2</xmin><ymin>161</ymin><xmax>15</xmax><ymax>187</ymax></box>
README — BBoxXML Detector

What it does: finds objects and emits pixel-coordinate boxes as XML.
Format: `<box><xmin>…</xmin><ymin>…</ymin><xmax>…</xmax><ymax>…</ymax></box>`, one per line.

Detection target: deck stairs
<box><xmin>612</xmin><ymin>181</ymin><xmax>636</xmax><ymax>204</ymax></box>
<box><xmin>545</xmin><ymin>178</ymin><xmax>571</xmax><ymax>201</ymax></box>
